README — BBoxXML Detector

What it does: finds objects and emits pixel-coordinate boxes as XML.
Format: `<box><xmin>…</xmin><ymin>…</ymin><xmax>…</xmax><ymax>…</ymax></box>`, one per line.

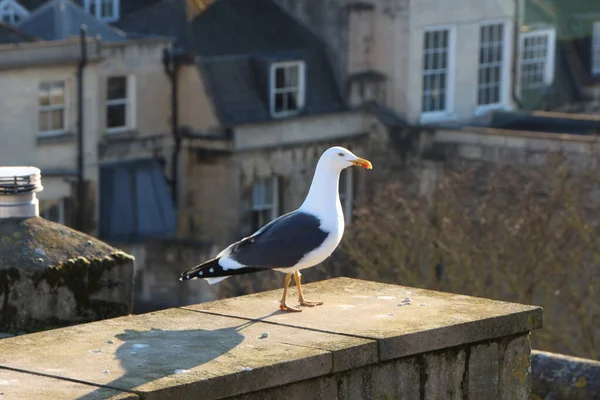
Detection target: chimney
<box><xmin>0</xmin><ymin>166</ymin><xmax>43</xmax><ymax>219</ymax></box>
<box><xmin>186</xmin><ymin>0</ymin><xmax>215</xmax><ymax>20</ymax></box>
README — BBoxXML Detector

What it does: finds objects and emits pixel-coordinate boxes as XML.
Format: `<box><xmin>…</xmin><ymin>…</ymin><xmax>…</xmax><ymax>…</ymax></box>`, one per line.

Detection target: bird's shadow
<box><xmin>77</xmin><ymin>310</ymin><xmax>284</xmax><ymax>399</ymax></box>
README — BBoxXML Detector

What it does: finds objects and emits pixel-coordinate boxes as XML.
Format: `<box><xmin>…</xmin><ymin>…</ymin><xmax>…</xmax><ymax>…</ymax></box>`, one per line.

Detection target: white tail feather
<box><xmin>204</xmin><ymin>276</ymin><xmax>231</xmax><ymax>285</ymax></box>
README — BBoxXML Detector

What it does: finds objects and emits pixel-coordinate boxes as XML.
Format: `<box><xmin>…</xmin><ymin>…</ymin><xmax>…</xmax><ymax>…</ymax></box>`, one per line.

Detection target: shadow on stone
<box><xmin>77</xmin><ymin>325</ymin><xmax>246</xmax><ymax>399</ymax></box>
<box><xmin>76</xmin><ymin>311</ymin><xmax>283</xmax><ymax>399</ymax></box>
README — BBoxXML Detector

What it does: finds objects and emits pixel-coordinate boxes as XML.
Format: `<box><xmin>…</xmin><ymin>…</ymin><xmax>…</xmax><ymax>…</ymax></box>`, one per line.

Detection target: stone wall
<box><xmin>119</xmin><ymin>238</ymin><xmax>218</xmax><ymax>314</ymax></box>
<box><xmin>433</xmin><ymin>127</ymin><xmax>600</xmax><ymax>167</ymax></box>
<box><xmin>0</xmin><ymin>277</ymin><xmax>542</xmax><ymax>399</ymax></box>
<box><xmin>183</xmin><ymin>134</ymin><xmax>374</xmax><ymax>249</ymax></box>
<box><xmin>0</xmin><ymin>217</ymin><xmax>134</xmax><ymax>334</ymax></box>
<box><xmin>236</xmin><ymin>334</ymin><xmax>532</xmax><ymax>400</ymax></box>
<box><xmin>532</xmin><ymin>350</ymin><xmax>600</xmax><ymax>400</ymax></box>
<box><xmin>180</xmin><ymin>148</ymin><xmax>239</xmax><ymax>246</ymax></box>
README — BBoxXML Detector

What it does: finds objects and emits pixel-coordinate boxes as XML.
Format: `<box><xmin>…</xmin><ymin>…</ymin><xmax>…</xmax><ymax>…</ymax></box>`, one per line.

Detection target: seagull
<box><xmin>179</xmin><ymin>146</ymin><xmax>373</xmax><ymax>312</ymax></box>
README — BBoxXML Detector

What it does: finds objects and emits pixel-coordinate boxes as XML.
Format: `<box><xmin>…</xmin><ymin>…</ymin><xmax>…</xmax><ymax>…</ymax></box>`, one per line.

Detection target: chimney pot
<box><xmin>0</xmin><ymin>166</ymin><xmax>43</xmax><ymax>219</ymax></box>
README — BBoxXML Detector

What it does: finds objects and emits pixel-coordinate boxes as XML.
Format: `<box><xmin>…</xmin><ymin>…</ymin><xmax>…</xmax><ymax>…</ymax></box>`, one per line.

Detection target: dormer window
<box><xmin>0</xmin><ymin>0</ymin><xmax>29</xmax><ymax>25</ymax></box>
<box><xmin>269</xmin><ymin>61</ymin><xmax>305</xmax><ymax>118</ymax></box>
<box><xmin>84</xmin><ymin>0</ymin><xmax>120</xmax><ymax>23</ymax></box>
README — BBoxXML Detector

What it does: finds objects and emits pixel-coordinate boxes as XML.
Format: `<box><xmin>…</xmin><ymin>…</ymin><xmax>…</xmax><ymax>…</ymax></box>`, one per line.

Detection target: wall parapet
<box><xmin>0</xmin><ymin>277</ymin><xmax>542</xmax><ymax>399</ymax></box>
<box><xmin>532</xmin><ymin>350</ymin><xmax>600</xmax><ymax>400</ymax></box>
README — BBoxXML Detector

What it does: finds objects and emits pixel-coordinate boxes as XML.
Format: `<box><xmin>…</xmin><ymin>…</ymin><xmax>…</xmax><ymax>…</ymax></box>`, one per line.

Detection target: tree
<box><xmin>341</xmin><ymin>153</ymin><xmax>600</xmax><ymax>360</ymax></box>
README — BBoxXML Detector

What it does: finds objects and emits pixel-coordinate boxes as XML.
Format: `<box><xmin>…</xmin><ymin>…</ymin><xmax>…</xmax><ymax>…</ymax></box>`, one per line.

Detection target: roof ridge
<box><xmin>0</xmin><ymin>20</ymin><xmax>39</xmax><ymax>41</ymax></box>
<box><xmin>18</xmin><ymin>0</ymin><xmax>128</xmax><ymax>41</ymax></box>
<box><xmin>118</xmin><ymin>0</ymin><xmax>183</xmax><ymax>24</ymax></box>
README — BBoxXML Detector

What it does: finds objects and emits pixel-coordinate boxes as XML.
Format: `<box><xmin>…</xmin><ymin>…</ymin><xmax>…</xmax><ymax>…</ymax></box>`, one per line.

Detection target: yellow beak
<box><xmin>351</xmin><ymin>157</ymin><xmax>373</xmax><ymax>169</ymax></box>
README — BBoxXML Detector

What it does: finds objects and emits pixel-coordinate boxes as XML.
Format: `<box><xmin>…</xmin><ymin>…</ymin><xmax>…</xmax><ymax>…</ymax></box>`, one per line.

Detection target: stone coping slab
<box><xmin>0</xmin><ymin>368</ymin><xmax>138</xmax><ymax>400</ymax></box>
<box><xmin>0</xmin><ymin>307</ymin><xmax>374</xmax><ymax>399</ymax></box>
<box><xmin>185</xmin><ymin>277</ymin><xmax>543</xmax><ymax>361</ymax></box>
<box><xmin>0</xmin><ymin>278</ymin><xmax>543</xmax><ymax>399</ymax></box>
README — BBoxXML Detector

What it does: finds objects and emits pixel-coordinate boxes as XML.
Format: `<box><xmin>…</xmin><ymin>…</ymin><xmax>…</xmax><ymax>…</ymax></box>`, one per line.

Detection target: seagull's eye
<box><xmin>338</xmin><ymin>152</ymin><xmax>345</xmax><ymax>157</ymax></box>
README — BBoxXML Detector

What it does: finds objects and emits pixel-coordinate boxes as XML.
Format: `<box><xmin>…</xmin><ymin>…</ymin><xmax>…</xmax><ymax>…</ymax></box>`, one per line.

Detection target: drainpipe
<box><xmin>162</xmin><ymin>47</ymin><xmax>180</xmax><ymax>207</ymax></box>
<box><xmin>0</xmin><ymin>167</ymin><xmax>43</xmax><ymax>219</ymax></box>
<box><xmin>511</xmin><ymin>0</ymin><xmax>525</xmax><ymax>109</ymax></box>
<box><xmin>77</xmin><ymin>25</ymin><xmax>88</xmax><ymax>231</ymax></box>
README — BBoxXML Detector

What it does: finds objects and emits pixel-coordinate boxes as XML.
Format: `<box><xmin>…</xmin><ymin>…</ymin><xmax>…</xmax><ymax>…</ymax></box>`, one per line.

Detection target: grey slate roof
<box><xmin>114</xmin><ymin>0</ymin><xmax>191</xmax><ymax>53</ymax></box>
<box><xmin>74</xmin><ymin>0</ymin><xmax>164</xmax><ymax>17</ymax></box>
<box><xmin>113</xmin><ymin>0</ymin><xmax>347</xmax><ymax>125</ymax></box>
<box><xmin>12</xmin><ymin>0</ymin><xmax>47</xmax><ymax>10</ymax></box>
<box><xmin>191</xmin><ymin>0</ymin><xmax>347</xmax><ymax>125</ymax></box>
<box><xmin>0</xmin><ymin>21</ymin><xmax>38</xmax><ymax>44</ymax></box>
<box><xmin>17</xmin><ymin>0</ymin><xmax>127</xmax><ymax>41</ymax></box>
<box><xmin>17</xmin><ymin>0</ymin><xmax>162</xmax><ymax>18</ymax></box>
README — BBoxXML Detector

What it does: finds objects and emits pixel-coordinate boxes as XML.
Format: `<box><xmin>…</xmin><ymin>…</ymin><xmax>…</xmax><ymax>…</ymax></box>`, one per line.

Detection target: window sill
<box><xmin>103</xmin><ymin>128</ymin><xmax>138</xmax><ymax>140</ymax></box>
<box><xmin>474</xmin><ymin>103</ymin><xmax>512</xmax><ymax>117</ymax></box>
<box><xmin>270</xmin><ymin>110</ymin><xmax>302</xmax><ymax>119</ymax></box>
<box><xmin>37</xmin><ymin>131</ymin><xmax>75</xmax><ymax>145</ymax></box>
<box><xmin>99</xmin><ymin>16</ymin><xmax>119</xmax><ymax>23</ymax></box>
<box><xmin>520</xmin><ymin>82</ymin><xmax>552</xmax><ymax>91</ymax></box>
<box><xmin>419</xmin><ymin>111</ymin><xmax>457</xmax><ymax>125</ymax></box>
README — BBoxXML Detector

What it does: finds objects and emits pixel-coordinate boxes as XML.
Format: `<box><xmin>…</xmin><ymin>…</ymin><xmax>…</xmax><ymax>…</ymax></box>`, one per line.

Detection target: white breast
<box><xmin>276</xmin><ymin>202</ymin><xmax>345</xmax><ymax>273</ymax></box>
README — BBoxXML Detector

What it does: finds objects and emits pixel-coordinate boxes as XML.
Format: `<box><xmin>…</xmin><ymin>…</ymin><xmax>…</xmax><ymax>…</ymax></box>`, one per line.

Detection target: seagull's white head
<box><xmin>319</xmin><ymin>146</ymin><xmax>373</xmax><ymax>172</ymax></box>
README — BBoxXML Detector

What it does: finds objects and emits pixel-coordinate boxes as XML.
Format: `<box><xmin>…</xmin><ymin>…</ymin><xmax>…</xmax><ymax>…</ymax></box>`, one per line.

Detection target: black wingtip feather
<box><xmin>179</xmin><ymin>257</ymin><xmax>266</xmax><ymax>282</ymax></box>
<box><xmin>179</xmin><ymin>258</ymin><xmax>220</xmax><ymax>281</ymax></box>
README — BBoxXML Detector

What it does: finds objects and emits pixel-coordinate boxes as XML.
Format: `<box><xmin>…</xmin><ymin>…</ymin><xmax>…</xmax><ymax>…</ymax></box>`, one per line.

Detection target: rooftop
<box><xmin>0</xmin><ymin>21</ymin><xmax>38</xmax><ymax>44</ymax></box>
<box><xmin>17</xmin><ymin>0</ymin><xmax>128</xmax><ymax>42</ymax></box>
<box><xmin>116</xmin><ymin>0</ymin><xmax>347</xmax><ymax>126</ymax></box>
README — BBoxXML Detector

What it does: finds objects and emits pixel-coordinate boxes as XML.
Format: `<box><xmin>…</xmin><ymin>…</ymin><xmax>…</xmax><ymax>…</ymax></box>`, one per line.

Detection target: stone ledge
<box><xmin>0</xmin><ymin>308</ymin><xmax>374</xmax><ymax>399</ymax></box>
<box><xmin>186</xmin><ymin>277</ymin><xmax>543</xmax><ymax>361</ymax></box>
<box><xmin>0</xmin><ymin>368</ymin><xmax>138</xmax><ymax>399</ymax></box>
<box><xmin>0</xmin><ymin>277</ymin><xmax>543</xmax><ymax>399</ymax></box>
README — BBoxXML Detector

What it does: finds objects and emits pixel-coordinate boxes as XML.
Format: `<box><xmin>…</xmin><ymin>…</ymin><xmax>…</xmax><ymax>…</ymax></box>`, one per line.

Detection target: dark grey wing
<box><xmin>226</xmin><ymin>210</ymin><xmax>329</xmax><ymax>269</ymax></box>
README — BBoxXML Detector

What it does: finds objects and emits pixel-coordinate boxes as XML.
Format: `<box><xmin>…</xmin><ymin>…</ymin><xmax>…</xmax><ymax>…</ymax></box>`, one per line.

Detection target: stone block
<box><xmin>423</xmin><ymin>349</ymin><xmax>466</xmax><ymax>400</ymax></box>
<box><xmin>468</xmin><ymin>342</ymin><xmax>500</xmax><ymax>399</ymax></box>
<box><xmin>338</xmin><ymin>357</ymin><xmax>420</xmax><ymax>400</ymax></box>
<box><xmin>499</xmin><ymin>334</ymin><xmax>532</xmax><ymax>400</ymax></box>
<box><xmin>186</xmin><ymin>277</ymin><xmax>543</xmax><ymax>361</ymax></box>
<box><xmin>230</xmin><ymin>376</ymin><xmax>337</xmax><ymax>400</ymax></box>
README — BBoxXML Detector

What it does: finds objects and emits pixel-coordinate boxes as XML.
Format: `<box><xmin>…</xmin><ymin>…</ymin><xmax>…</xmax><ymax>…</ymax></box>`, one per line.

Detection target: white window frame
<box><xmin>519</xmin><ymin>28</ymin><xmax>556</xmax><ymax>90</ymax></box>
<box><xmin>339</xmin><ymin>168</ymin><xmax>354</xmax><ymax>225</ymax></box>
<box><xmin>40</xmin><ymin>198</ymin><xmax>65</xmax><ymax>225</ymax></box>
<box><xmin>252</xmin><ymin>177</ymin><xmax>279</xmax><ymax>230</ymax></box>
<box><xmin>420</xmin><ymin>25</ymin><xmax>456</xmax><ymax>124</ymax></box>
<box><xmin>269</xmin><ymin>61</ymin><xmax>306</xmax><ymax>118</ymax></box>
<box><xmin>475</xmin><ymin>19</ymin><xmax>512</xmax><ymax>116</ymax></box>
<box><xmin>105</xmin><ymin>75</ymin><xmax>136</xmax><ymax>134</ymax></box>
<box><xmin>0</xmin><ymin>0</ymin><xmax>29</xmax><ymax>25</ymax></box>
<box><xmin>592</xmin><ymin>21</ymin><xmax>600</xmax><ymax>74</ymax></box>
<box><xmin>38</xmin><ymin>81</ymin><xmax>67</xmax><ymax>137</ymax></box>
<box><xmin>83</xmin><ymin>0</ymin><xmax>120</xmax><ymax>23</ymax></box>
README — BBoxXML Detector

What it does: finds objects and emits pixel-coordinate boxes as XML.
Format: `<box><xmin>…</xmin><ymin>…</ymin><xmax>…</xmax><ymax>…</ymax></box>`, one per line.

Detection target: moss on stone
<box><xmin>31</xmin><ymin>251</ymin><xmax>133</xmax><ymax>317</ymax></box>
<box><xmin>0</xmin><ymin>268</ymin><xmax>20</xmax><ymax>330</ymax></box>
<box><xmin>0</xmin><ymin>217</ymin><xmax>135</xmax><ymax>332</ymax></box>
<box><xmin>0</xmin><ymin>217</ymin><xmax>135</xmax><ymax>271</ymax></box>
